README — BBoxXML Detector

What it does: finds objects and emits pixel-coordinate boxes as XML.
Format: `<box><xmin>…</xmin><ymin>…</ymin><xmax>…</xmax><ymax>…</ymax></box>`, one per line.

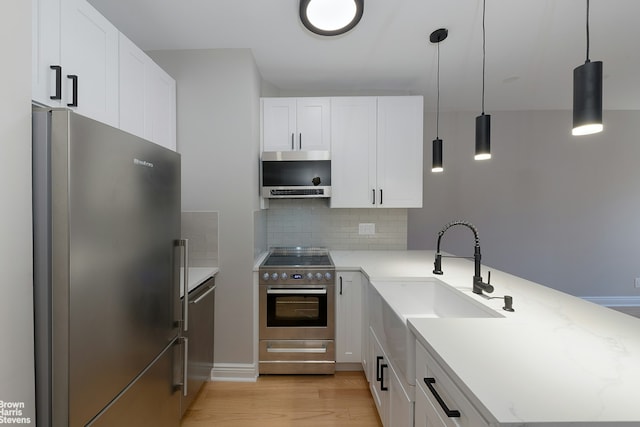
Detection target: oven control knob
<box><xmin>271</xmin><ymin>272</ymin><xmax>279</xmax><ymax>281</ymax></box>
<box><xmin>280</xmin><ymin>272</ymin><xmax>288</xmax><ymax>280</ymax></box>
<box><xmin>315</xmin><ymin>272</ymin><xmax>323</xmax><ymax>281</ymax></box>
<box><xmin>306</xmin><ymin>272</ymin><xmax>314</xmax><ymax>281</ymax></box>
<box><xmin>262</xmin><ymin>272</ymin><xmax>270</xmax><ymax>281</ymax></box>
<box><xmin>324</xmin><ymin>272</ymin><xmax>332</xmax><ymax>281</ymax></box>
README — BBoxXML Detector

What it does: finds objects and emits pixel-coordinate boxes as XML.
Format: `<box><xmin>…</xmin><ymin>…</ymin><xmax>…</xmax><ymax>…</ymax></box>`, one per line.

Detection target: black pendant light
<box><xmin>430</xmin><ymin>28</ymin><xmax>448</xmax><ymax>173</ymax></box>
<box><xmin>300</xmin><ymin>0</ymin><xmax>364</xmax><ymax>36</ymax></box>
<box><xmin>475</xmin><ymin>0</ymin><xmax>491</xmax><ymax>161</ymax></box>
<box><xmin>572</xmin><ymin>0</ymin><xmax>603</xmax><ymax>136</ymax></box>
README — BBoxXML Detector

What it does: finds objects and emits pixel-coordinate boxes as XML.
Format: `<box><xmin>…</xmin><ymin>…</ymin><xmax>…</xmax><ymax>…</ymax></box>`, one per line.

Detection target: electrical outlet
<box><xmin>635</xmin><ymin>277</ymin><xmax>640</xmax><ymax>289</ymax></box>
<box><xmin>358</xmin><ymin>223</ymin><xmax>375</xmax><ymax>235</ymax></box>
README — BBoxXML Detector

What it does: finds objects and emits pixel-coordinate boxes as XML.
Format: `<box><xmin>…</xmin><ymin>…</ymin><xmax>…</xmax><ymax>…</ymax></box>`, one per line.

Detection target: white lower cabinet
<box><xmin>369</xmin><ymin>328</ymin><xmax>389</xmax><ymax>424</ymax></box>
<box><xmin>368</xmin><ymin>327</ymin><xmax>413</xmax><ymax>427</ymax></box>
<box><xmin>415</xmin><ymin>341</ymin><xmax>489</xmax><ymax>427</ymax></box>
<box><xmin>335</xmin><ymin>272</ymin><xmax>362</xmax><ymax>364</ymax></box>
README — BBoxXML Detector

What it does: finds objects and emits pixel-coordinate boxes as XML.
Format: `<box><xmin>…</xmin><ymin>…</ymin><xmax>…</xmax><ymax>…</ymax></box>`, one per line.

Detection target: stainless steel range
<box><xmin>259</xmin><ymin>247</ymin><xmax>335</xmax><ymax>374</ymax></box>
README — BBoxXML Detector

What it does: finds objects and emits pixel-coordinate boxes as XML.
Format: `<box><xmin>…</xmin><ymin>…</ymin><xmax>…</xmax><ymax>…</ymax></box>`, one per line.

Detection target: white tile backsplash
<box><xmin>181</xmin><ymin>211</ymin><xmax>219</xmax><ymax>267</ymax></box>
<box><xmin>266</xmin><ymin>199</ymin><xmax>407</xmax><ymax>250</ymax></box>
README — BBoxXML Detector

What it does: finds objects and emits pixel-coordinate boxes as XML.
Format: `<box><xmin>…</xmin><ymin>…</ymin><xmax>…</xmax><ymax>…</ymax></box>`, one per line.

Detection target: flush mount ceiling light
<box><xmin>300</xmin><ymin>0</ymin><xmax>364</xmax><ymax>36</ymax></box>
<box><xmin>572</xmin><ymin>0</ymin><xmax>603</xmax><ymax>136</ymax></box>
<box><xmin>475</xmin><ymin>0</ymin><xmax>491</xmax><ymax>161</ymax></box>
<box><xmin>430</xmin><ymin>28</ymin><xmax>448</xmax><ymax>173</ymax></box>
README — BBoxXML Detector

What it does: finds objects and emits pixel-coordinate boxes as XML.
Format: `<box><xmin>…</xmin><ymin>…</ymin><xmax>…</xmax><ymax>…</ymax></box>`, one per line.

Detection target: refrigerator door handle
<box><xmin>182</xmin><ymin>336</ymin><xmax>188</xmax><ymax>397</ymax></box>
<box><xmin>177</xmin><ymin>239</ymin><xmax>189</xmax><ymax>331</ymax></box>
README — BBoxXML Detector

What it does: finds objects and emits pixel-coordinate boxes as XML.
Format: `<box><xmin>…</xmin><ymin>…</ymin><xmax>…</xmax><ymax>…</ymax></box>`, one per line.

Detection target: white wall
<box><xmin>149</xmin><ymin>49</ymin><xmax>261</xmax><ymax>369</ymax></box>
<box><xmin>408</xmin><ymin>110</ymin><xmax>640</xmax><ymax>299</ymax></box>
<box><xmin>0</xmin><ymin>0</ymin><xmax>35</xmax><ymax>421</ymax></box>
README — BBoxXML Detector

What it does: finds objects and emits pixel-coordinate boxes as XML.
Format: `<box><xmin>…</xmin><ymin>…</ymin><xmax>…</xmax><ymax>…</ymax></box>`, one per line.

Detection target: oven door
<box><xmin>259</xmin><ymin>284</ymin><xmax>334</xmax><ymax>340</ymax></box>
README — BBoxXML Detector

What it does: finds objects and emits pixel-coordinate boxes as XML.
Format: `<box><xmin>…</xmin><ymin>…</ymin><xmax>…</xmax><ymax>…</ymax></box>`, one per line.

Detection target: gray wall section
<box><xmin>0</xmin><ymin>0</ymin><xmax>35</xmax><ymax>421</ymax></box>
<box><xmin>149</xmin><ymin>49</ymin><xmax>261</xmax><ymax>366</ymax></box>
<box><xmin>408</xmin><ymin>109</ymin><xmax>640</xmax><ymax>298</ymax></box>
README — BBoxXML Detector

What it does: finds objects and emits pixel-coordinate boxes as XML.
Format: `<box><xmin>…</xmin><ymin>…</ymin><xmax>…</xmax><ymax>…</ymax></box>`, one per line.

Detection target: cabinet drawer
<box><xmin>415</xmin><ymin>342</ymin><xmax>488</xmax><ymax>427</ymax></box>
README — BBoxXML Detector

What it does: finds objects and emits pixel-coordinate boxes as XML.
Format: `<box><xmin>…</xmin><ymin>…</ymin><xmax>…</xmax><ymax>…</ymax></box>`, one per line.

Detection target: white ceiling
<box><xmin>88</xmin><ymin>0</ymin><xmax>640</xmax><ymax>112</ymax></box>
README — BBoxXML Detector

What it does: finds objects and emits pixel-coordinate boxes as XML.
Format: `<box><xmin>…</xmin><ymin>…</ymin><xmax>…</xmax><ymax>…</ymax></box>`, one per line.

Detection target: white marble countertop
<box><xmin>330</xmin><ymin>250</ymin><xmax>640</xmax><ymax>425</ymax></box>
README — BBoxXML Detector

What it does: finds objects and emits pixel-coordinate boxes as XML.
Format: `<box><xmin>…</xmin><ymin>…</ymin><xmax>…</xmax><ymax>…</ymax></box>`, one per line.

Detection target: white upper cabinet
<box><xmin>376</xmin><ymin>96</ymin><xmax>424</xmax><ymax>208</ymax></box>
<box><xmin>120</xmin><ymin>33</ymin><xmax>176</xmax><ymax>150</ymax></box>
<box><xmin>60</xmin><ymin>0</ymin><xmax>119</xmax><ymax>127</ymax></box>
<box><xmin>32</xmin><ymin>0</ymin><xmax>62</xmax><ymax>107</ymax></box>
<box><xmin>118</xmin><ymin>33</ymin><xmax>147</xmax><ymax>139</ymax></box>
<box><xmin>330</xmin><ymin>97</ymin><xmax>377</xmax><ymax>208</ymax></box>
<box><xmin>330</xmin><ymin>96</ymin><xmax>423</xmax><ymax>208</ymax></box>
<box><xmin>33</xmin><ymin>0</ymin><xmax>176</xmax><ymax>150</ymax></box>
<box><xmin>261</xmin><ymin>97</ymin><xmax>330</xmax><ymax>152</ymax></box>
<box><xmin>145</xmin><ymin>61</ymin><xmax>176</xmax><ymax>151</ymax></box>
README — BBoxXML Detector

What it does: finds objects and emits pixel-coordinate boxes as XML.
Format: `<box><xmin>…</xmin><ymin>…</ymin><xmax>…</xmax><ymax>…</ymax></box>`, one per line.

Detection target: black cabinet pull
<box><xmin>67</xmin><ymin>75</ymin><xmax>78</xmax><ymax>107</ymax></box>
<box><xmin>299</xmin><ymin>133</ymin><xmax>302</xmax><ymax>150</ymax></box>
<box><xmin>376</xmin><ymin>356</ymin><xmax>383</xmax><ymax>381</ymax></box>
<box><xmin>291</xmin><ymin>133</ymin><xmax>294</xmax><ymax>150</ymax></box>
<box><xmin>372</xmin><ymin>189</ymin><xmax>376</xmax><ymax>205</ymax></box>
<box><xmin>424</xmin><ymin>378</ymin><xmax>460</xmax><ymax>418</ymax></box>
<box><xmin>339</xmin><ymin>276</ymin><xmax>343</xmax><ymax>295</ymax></box>
<box><xmin>50</xmin><ymin>65</ymin><xmax>62</xmax><ymax>100</ymax></box>
<box><xmin>380</xmin><ymin>189</ymin><xmax>383</xmax><ymax>205</ymax></box>
<box><xmin>380</xmin><ymin>364</ymin><xmax>388</xmax><ymax>391</ymax></box>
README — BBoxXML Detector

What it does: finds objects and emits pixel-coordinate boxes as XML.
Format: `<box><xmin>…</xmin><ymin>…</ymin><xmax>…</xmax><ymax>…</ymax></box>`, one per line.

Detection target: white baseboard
<box><xmin>581</xmin><ymin>296</ymin><xmax>640</xmax><ymax>307</ymax></box>
<box><xmin>211</xmin><ymin>363</ymin><xmax>258</xmax><ymax>382</ymax></box>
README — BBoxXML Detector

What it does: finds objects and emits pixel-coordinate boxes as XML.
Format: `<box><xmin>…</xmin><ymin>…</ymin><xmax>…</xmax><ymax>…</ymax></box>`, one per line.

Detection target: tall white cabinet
<box><xmin>261</xmin><ymin>97</ymin><xmax>331</xmax><ymax>152</ymax></box>
<box><xmin>330</xmin><ymin>96</ymin><xmax>423</xmax><ymax>208</ymax></box>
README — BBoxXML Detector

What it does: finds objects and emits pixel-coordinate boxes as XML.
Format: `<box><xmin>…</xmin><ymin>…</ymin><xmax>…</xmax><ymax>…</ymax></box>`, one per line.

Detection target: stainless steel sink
<box><xmin>368</xmin><ymin>278</ymin><xmax>503</xmax><ymax>386</ymax></box>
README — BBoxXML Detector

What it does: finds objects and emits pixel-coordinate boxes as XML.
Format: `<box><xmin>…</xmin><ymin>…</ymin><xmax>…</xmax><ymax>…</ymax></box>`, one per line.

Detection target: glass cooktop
<box><xmin>262</xmin><ymin>247</ymin><xmax>333</xmax><ymax>267</ymax></box>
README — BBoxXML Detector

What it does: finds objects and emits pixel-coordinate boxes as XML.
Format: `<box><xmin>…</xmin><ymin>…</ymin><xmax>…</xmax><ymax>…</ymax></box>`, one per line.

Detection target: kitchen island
<box><xmin>330</xmin><ymin>250</ymin><xmax>640</xmax><ymax>426</ymax></box>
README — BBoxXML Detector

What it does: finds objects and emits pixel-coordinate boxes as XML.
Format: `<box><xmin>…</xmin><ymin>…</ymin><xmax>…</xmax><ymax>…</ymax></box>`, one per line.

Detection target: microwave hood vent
<box><xmin>261</xmin><ymin>151</ymin><xmax>331</xmax><ymax>199</ymax></box>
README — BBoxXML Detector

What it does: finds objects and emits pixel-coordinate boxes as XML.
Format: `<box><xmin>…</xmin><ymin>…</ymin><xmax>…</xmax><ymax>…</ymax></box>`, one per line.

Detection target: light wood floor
<box><xmin>180</xmin><ymin>371</ymin><xmax>383</xmax><ymax>427</ymax></box>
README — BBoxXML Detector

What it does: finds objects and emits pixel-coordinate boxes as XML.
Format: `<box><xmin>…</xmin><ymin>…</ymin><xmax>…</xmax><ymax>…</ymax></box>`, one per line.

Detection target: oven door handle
<box><xmin>267</xmin><ymin>346</ymin><xmax>328</xmax><ymax>354</ymax></box>
<box><xmin>267</xmin><ymin>289</ymin><xmax>327</xmax><ymax>295</ymax></box>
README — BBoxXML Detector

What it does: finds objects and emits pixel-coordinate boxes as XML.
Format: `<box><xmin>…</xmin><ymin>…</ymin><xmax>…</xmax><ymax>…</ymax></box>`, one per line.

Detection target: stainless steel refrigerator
<box><xmin>33</xmin><ymin>109</ymin><xmax>186</xmax><ymax>426</ymax></box>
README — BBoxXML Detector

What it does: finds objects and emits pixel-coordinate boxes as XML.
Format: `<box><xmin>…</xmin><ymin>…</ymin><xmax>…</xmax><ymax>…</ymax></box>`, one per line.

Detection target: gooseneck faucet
<box><xmin>433</xmin><ymin>221</ymin><xmax>494</xmax><ymax>295</ymax></box>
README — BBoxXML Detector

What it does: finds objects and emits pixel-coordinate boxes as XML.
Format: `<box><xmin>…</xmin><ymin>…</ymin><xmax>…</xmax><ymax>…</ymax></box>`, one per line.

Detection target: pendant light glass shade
<box><xmin>475</xmin><ymin>113</ymin><xmax>491</xmax><ymax>160</ymax></box>
<box><xmin>572</xmin><ymin>61</ymin><xmax>603</xmax><ymax>136</ymax></box>
<box><xmin>432</xmin><ymin>138</ymin><xmax>443</xmax><ymax>173</ymax></box>
<box><xmin>300</xmin><ymin>0</ymin><xmax>364</xmax><ymax>36</ymax></box>
<box><xmin>572</xmin><ymin>0</ymin><xmax>603</xmax><ymax>136</ymax></box>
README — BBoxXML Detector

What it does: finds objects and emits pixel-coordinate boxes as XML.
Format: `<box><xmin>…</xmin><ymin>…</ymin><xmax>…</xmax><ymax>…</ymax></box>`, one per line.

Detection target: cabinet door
<box><xmin>415</xmin><ymin>380</ymin><xmax>447</xmax><ymax>427</ymax></box>
<box><xmin>388</xmin><ymin>361</ymin><xmax>414</xmax><ymax>427</ymax></box>
<box><xmin>335</xmin><ymin>272</ymin><xmax>362</xmax><ymax>363</ymax></box>
<box><xmin>119</xmin><ymin>32</ymin><xmax>147</xmax><ymax>139</ymax></box>
<box><xmin>361</xmin><ymin>277</ymin><xmax>370</xmax><ymax>381</ymax></box>
<box><xmin>262</xmin><ymin>98</ymin><xmax>297</xmax><ymax>151</ymax></box>
<box><xmin>369</xmin><ymin>328</ymin><xmax>389</xmax><ymax>426</ymax></box>
<box><xmin>32</xmin><ymin>0</ymin><xmax>62</xmax><ymax>107</ymax></box>
<box><xmin>330</xmin><ymin>97</ymin><xmax>377</xmax><ymax>208</ymax></box>
<box><xmin>376</xmin><ymin>96</ymin><xmax>424</xmax><ymax>208</ymax></box>
<box><xmin>61</xmin><ymin>0</ymin><xmax>119</xmax><ymax>127</ymax></box>
<box><xmin>416</xmin><ymin>341</ymin><xmax>489</xmax><ymax>427</ymax></box>
<box><xmin>295</xmin><ymin>98</ymin><xmax>330</xmax><ymax>151</ymax></box>
<box><xmin>145</xmin><ymin>61</ymin><xmax>176</xmax><ymax>151</ymax></box>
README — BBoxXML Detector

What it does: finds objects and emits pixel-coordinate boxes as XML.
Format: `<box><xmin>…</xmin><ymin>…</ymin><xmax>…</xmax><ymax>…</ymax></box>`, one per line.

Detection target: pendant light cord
<box><xmin>481</xmin><ymin>0</ymin><xmax>486</xmax><ymax>115</ymax></box>
<box><xmin>436</xmin><ymin>41</ymin><xmax>440</xmax><ymax>138</ymax></box>
<box><xmin>585</xmin><ymin>0</ymin><xmax>591</xmax><ymax>63</ymax></box>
